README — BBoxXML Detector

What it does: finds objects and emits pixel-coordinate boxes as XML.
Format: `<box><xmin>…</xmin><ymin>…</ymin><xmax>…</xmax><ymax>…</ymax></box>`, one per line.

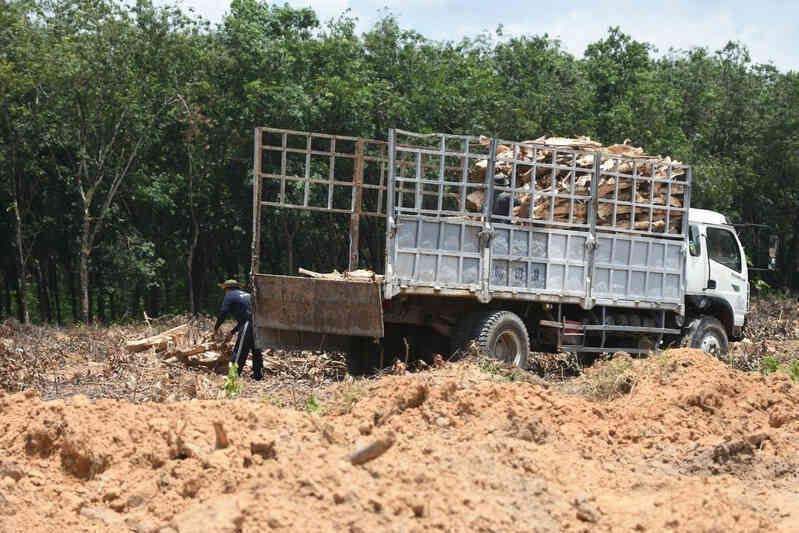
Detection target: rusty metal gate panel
<box><xmin>251</xmin><ymin>127</ymin><xmax>388</xmax><ymax>277</ymax></box>
<box><xmin>253</xmin><ymin>274</ymin><xmax>384</xmax><ymax>338</ymax></box>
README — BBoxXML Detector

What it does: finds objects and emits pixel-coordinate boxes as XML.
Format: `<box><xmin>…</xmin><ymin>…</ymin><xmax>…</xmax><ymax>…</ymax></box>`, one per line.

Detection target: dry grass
<box><xmin>324</xmin><ymin>378</ymin><xmax>369</xmax><ymax>415</ymax></box>
<box><xmin>553</xmin><ymin>350</ymin><xmax>692</xmax><ymax>401</ymax></box>
<box><xmin>744</xmin><ymin>294</ymin><xmax>799</xmax><ymax>340</ymax></box>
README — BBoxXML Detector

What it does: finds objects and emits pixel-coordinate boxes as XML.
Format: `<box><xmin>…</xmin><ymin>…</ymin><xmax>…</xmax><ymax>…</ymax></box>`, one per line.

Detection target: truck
<box><xmin>249</xmin><ymin>127</ymin><xmax>749</xmax><ymax>371</ymax></box>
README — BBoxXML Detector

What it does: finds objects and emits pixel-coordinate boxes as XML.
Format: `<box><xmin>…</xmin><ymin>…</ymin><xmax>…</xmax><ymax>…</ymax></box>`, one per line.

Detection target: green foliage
<box><xmin>752</xmin><ymin>279</ymin><xmax>772</xmax><ymax>293</ymax></box>
<box><xmin>223</xmin><ymin>362</ymin><xmax>241</xmax><ymax>398</ymax></box>
<box><xmin>304</xmin><ymin>394</ymin><xmax>322</xmax><ymax>413</ymax></box>
<box><xmin>789</xmin><ymin>360</ymin><xmax>799</xmax><ymax>382</ymax></box>
<box><xmin>759</xmin><ymin>356</ymin><xmax>779</xmax><ymax>375</ymax></box>
<box><xmin>759</xmin><ymin>356</ymin><xmax>799</xmax><ymax>381</ymax></box>
<box><xmin>477</xmin><ymin>355</ymin><xmax>502</xmax><ymax>376</ymax></box>
<box><xmin>2</xmin><ymin>3</ymin><xmax>799</xmax><ymax>325</ymax></box>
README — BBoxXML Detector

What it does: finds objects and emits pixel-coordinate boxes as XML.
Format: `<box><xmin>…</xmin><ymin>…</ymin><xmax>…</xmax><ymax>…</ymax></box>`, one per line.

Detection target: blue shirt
<box><xmin>215</xmin><ymin>289</ymin><xmax>253</xmax><ymax>332</ymax></box>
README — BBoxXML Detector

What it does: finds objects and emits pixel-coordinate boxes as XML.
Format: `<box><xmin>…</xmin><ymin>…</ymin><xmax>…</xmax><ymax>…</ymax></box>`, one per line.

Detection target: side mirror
<box><xmin>707</xmin><ymin>279</ymin><xmax>717</xmax><ymax>290</ymax></box>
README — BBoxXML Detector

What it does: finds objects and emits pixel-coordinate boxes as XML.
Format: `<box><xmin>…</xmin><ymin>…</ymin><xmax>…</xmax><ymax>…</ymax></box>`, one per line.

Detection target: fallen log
<box><xmin>125</xmin><ymin>324</ymin><xmax>188</xmax><ymax>353</ymax></box>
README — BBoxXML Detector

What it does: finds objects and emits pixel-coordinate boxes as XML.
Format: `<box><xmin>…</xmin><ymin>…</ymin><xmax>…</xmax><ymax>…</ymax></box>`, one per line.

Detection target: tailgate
<box><xmin>252</xmin><ymin>274</ymin><xmax>384</xmax><ymax>338</ymax></box>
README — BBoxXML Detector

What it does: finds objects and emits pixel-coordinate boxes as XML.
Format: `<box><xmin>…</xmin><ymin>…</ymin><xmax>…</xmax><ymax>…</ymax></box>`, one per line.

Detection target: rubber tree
<box><xmin>38</xmin><ymin>0</ymin><xmax>190</xmax><ymax>321</ymax></box>
<box><xmin>0</xmin><ymin>0</ymin><xmax>43</xmax><ymax>324</ymax></box>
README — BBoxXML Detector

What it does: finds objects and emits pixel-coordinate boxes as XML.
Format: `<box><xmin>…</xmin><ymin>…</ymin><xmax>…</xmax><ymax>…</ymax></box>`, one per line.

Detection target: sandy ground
<box><xmin>1</xmin><ymin>345</ymin><xmax>798</xmax><ymax>533</ymax></box>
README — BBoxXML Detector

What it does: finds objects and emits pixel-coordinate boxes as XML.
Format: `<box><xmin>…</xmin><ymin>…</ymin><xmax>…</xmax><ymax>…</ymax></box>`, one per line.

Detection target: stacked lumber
<box><xmin>470</xmin><ymin>136</ymin><xmax>686</xmax><ymax>234</ymax></box>
<box><xmin>298</xmin><ymin>268</ymin><xmax>385</xmax><ymax>283</ymax></box>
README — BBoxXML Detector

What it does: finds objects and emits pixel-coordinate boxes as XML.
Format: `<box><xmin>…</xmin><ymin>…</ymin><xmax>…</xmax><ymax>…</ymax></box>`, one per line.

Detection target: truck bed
<box><xmin>385</xmin><ymin>130</ymin><xmax>691</xmax><ymax>313</ymax></box>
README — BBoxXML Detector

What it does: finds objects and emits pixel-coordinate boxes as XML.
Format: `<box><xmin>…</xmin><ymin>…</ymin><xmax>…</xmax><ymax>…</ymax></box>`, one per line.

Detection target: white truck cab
<box><xmin>683</xmin><ymin>208</ymin><xmax>749</xmax><ymax>353</ymax></box>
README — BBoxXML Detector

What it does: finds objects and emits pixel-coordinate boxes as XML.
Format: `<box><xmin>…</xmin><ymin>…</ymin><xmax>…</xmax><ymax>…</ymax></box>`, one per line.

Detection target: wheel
<box><xmin>450</xmin><ymin>311</ymin><xmax>483</xmax><ymax>356</ymax></box>
<box><xmin>474</xmin><ymin>310</ymin><xmax>529</xmax><ymax>368</ymax></box>
<box><xmin>683</xmin><ymin>316</ymin><xmax>729</xmax><ymax>356</ymax></box>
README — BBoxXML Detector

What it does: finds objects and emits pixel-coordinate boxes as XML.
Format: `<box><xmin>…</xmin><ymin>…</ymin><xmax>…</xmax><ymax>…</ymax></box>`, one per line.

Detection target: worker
<box><xmin>491</xmin><ymin>174</ymin><xmax>518</xmax><ymax>220</ymax></box>
<box><xmin>213</xmin><ymin>279</ymin><xmax>263</xmax><ymax>380</ymax></box>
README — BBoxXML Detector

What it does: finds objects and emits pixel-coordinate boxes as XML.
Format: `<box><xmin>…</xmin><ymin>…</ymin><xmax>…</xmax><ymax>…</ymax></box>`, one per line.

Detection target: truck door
<box><xmin>705</xmin><ymin>225</ymin><xmax>748</xmax><ymax>326</ymax></box>
<box><xmin>685</xmin><ymin>224</ymin><xmax>708</xmax><ymax>293</ymax></box>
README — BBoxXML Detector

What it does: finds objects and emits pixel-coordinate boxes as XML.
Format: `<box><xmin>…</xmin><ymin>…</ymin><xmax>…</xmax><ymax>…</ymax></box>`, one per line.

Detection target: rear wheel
<box><xmin>683</xmin><ymin>316</ymin><xmax>729</xmax><ymax>356</ymax></box>
<box><xmin>474</xmin><ymin>311</ymin><xmax>529</xmax><ymax>368</ymax></box>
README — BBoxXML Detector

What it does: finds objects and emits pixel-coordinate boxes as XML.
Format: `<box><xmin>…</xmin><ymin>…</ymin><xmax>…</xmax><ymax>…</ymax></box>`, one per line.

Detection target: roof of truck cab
<box><xmin>688</xmin><ymin>208</ymin><xmax>729</xmax><ymax>226</ymax></box>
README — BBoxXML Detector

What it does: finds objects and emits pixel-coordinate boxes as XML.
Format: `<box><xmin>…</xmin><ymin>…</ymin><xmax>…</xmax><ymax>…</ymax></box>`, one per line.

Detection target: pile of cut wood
<box><xmin>298</xmin><ymin>268</ymin><xmax>384</xmax><ymax>283</ymax></box>
<box><xmin>125</xmin><ymin>324</ymin><xmax>232</xmax><ymax>372</ymax></box>
<box><xmin>468</xmin><ymin>136</ymin><xmax>686</xmax><ymax>234</ymax></box>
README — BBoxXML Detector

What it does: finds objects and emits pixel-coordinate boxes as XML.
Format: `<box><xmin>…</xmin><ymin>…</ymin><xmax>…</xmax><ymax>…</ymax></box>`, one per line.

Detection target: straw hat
<box><xmin>218</xmin><ymin>279</ymin><xmax>241</xmax><ymax>289</ymax></box>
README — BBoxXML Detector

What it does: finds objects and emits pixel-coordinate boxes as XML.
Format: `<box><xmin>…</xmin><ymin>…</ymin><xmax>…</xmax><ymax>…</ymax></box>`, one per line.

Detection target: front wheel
<box><xmin>683</xmin><ymin>316</ymin><xmax>729</xmax><ymax>356</ymax></box>
<box><xmin>474</xmin><ymin>310</ymin><xmax>530</xmax><ymax>368</ymax></box>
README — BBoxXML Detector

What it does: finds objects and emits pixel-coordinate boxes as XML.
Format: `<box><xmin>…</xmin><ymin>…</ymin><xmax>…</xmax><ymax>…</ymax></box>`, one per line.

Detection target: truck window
<box><xmin>707</xmin><ymin>227</ymin><xmax>742</xmax><ymax>273</ymax></box>
<box><xmin>689</xmin><ymin>225</ymin><xmax>701</xmax><ymax>257</ymax></box>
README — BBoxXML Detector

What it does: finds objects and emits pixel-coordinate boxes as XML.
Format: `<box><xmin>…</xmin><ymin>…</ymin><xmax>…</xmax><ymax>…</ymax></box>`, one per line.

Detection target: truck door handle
<box><xmin>707</xmin><ymin>279</ymin><xmax>717</xmax><ymax>290</ymax></box>
<box><xmin>732</xmin><ymin>284</ymin><xmax>740</xmax><ymax>292</ymax></box>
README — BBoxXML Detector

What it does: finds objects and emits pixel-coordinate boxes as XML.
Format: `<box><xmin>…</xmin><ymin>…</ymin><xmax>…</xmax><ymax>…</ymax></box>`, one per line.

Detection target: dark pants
<box><xmin>231</xmin><ymin>319</ymin><xmax>263</xmax><ymax>380</ymax></box>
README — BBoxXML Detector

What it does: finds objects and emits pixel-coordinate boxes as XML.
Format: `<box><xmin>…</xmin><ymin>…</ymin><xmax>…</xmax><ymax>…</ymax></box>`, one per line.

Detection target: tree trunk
<box><xmin>5</xmin><ymin>269</ymin><xmax>12</xmax><ymax>319</ymax></box>
<box><xmin>148</xmin><ymin>284</ymin><xmax>160</xmax><ymax>317</ymax></box>
<box><xmin>783</xmin><ymin>231</ymin><xmax>797</xmax><ymax>290</ymax></box>
<box><xmin>109</xmin><ymin>289</ymin><xmax>116</xmax><ymax>322</ymax></box>
<box><xmin>88</xmin><ymin>275</ymin><xmax>94</xmax><ymax>323</ymax></box>
<box><xmin>283</xmin><ymin>216</ymin><xmax>299</xmax><ymax>275</ymax></box>
<box><xmin>96</xmin><ymin>272</ymin><xmax>105</xmax><ymax>323</ymax></box>
<box><xmin>40</xmin><ymin>260</ymin><xmax>52</xmax><ymax>322</ymax></box>
<box><xmin>132</xmin><ymin>283</ymin><xmax>141</xmax><ymax>318</ymax></box>
<box><xmin>0</xmin><ymin>268</ymin><xmax>6</xmax><ymax>320</ymax></box>
<box><xmin>79</xmin><ymin>213</ymin><xmax>91</xmax><ymax>322</ymax></box>
<box><xmin>33</xmin><ymin>260</ymin><xmax>46</xmax><ymax>323</ymax></box>
<box><xmin>188</xmin><ymin>221</ymin><xmax>199</xmax><ymax>315</ymax></box>
<box><xmin>50</xmin><ymin>257</ymin><xmax>62</xmax><ymax>326</ymax></box>
<box><xmin>186</xmin><ymin>147</ymin><xmax>200</xmax><ymax>315</ymax></box>
<box><xmin>12</xmin><ymin>207</ymin><xmax>29</xmax><ymax>325</ymax></box>
<box><xmin>69</xmin><ymin>265</ymin><xmax>78</xmax><ymax>324</ymax></box>
<box><xmin>11</xmin><ymin>260</ymin><xmax>22</xmax><ymax>322</ymax></box>
<box><xmin>11</xmin><ymin>143</ymin><xmax>30</xmax><ymax>324</ymax></box>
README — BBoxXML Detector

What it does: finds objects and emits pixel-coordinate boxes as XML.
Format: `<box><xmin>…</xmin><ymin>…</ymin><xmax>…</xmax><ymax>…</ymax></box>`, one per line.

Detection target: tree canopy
<box><xmin>1</xmin><ymin>0</ymin><xmax>797</xmax><ymax>324</ymax></box>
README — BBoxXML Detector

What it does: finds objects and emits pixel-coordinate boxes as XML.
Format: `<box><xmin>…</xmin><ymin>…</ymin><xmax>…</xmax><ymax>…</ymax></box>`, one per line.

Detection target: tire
<box><xmin>683</xmin><ymin>316</ymin><xmax>729</xmax><ymax>356</ymax></box>
<box><xmin>474</xmin><ymin>310</ymin><xmax>530</xmax><ymax>368</ymax></box>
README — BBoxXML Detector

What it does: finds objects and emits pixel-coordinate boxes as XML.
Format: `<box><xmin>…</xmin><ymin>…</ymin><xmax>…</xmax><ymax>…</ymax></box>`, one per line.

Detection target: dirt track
<box><xmin>1</xmin><ymin>346</ymin><xmax>798</xmax><ymax>532</ymax></box>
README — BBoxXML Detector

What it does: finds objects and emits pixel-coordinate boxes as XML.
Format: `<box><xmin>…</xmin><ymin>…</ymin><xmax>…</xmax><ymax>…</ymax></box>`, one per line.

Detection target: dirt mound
<box><xmin>1</xmin><ymin>348</ymin><xmax>797</xmax><ymax>532</ymax></box>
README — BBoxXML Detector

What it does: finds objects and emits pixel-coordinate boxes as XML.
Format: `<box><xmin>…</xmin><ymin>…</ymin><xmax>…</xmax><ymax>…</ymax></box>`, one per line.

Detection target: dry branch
<box><xmin>125</xmin><ymin>325</ymin><xmax>188</xmax><ymax>353</ymax></box>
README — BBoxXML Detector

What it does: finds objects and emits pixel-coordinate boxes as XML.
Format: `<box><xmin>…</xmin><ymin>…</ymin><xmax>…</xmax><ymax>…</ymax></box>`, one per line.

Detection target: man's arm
<box><xmin>213</xmin><ymin>311</ymin><xmax>227</xmax><ymax>332</ymax></box>
<box><xmin>213</xmin><ymin>294</ymin><xmax>232</xmax><ymax>333</ymax></box>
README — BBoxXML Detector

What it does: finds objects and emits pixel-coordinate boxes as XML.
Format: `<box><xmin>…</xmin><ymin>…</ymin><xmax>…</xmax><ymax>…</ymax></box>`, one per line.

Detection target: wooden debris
<box><xmin>468</xmin><ymin>135</ymin><xmax>687</xmax><ymax>234</ymax></box>
<box><xmin>213</xmin><ymin>421</ymin><xmax>230</xmax><ymax>450</ymax></box>
<box><xmin>347</xmin><ymin>437</ymin><xmax>395</xmax><ymax>465</ymax></box>
<box><xmin>298</xmin><ymin>268</ymin><xmax>384</xmax><ymax>283</ymax></box>
<box><xmin>126</xmin><ymin>325</ymin><xmax>233</xmax><ymax>370</ymax></box>
<box><xmin>125</xmin><ymin>325</ymin><xmax>188</xmax><ymax>353</ymax></box>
